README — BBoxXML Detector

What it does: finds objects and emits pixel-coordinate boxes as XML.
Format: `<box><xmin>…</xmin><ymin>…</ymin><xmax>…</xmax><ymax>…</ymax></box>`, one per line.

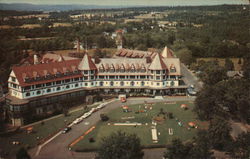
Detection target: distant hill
<box><xmin>0</xmin><ymin>3</ymin><xmax>132</xmax><ymax>11</ymax></box>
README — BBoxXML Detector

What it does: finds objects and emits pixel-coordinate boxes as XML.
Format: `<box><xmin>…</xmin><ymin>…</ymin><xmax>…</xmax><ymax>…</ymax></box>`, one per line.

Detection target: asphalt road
<box><xmin>30</xmin><ymin>97</ymin><xmax>195</xmax><ymax>159</ymax></box>
<box><xmin>180</xmin><ymin>63</ymin><xmax>203</xmax><ymax>91</ymax></box>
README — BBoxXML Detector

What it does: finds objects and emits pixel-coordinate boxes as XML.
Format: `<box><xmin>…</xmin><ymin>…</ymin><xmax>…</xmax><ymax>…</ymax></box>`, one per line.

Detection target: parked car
<box><xmin>73</xmin><ymin>119</ymin><xmax>80</xmax><ymax>124</ymax></box>
<box><xmin>62</xmin><ymin>127</ymin><xmax>71</xmax><ymax>133</ymax></box>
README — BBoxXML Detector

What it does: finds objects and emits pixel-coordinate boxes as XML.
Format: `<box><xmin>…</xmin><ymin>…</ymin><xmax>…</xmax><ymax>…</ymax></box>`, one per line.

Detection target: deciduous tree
<box><xmin>98</xmin><ymin>131</ymin><xmax>144</xmax><ymax>159</ymax></box>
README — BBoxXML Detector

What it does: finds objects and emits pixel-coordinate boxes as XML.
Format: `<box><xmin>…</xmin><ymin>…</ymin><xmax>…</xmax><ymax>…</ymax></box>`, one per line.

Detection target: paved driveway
<box><xmin>30</xmin><ymin>97</ymin><xmax>195</xmax><ymax>159</ymax></box>
<box><xmin>181</xmin><ymin>63</ymin><xmax>203</xmax><ymax>91</ymax></box>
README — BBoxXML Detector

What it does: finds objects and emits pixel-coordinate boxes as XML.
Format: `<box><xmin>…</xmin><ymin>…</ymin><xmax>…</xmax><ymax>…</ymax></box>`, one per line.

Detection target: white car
<box><xmin>97</xmin><ymin>103</ymin><xmax>106</xmax><ymax>109</ymax></box>
<box><xmin>73</xmin><ymin>118</ymin><xmax>82</xmax><ymax>124</ymax></box>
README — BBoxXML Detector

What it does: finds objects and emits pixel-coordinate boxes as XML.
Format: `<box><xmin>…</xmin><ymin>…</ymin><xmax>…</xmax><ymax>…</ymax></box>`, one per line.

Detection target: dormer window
<box><xmin>12</xmin><ymin>77</ymin><xmax>16</xmax><ymax>82</ymax></box>
<box><xmin>99</xmin><ymin>64</ymin><xmax>105</xmax><ymax>73</ymax></box>
<box><xmin>170</xmin><ymin>65</ymin><xmax>176</xmax><ymax>73</ymax></box>
<box><xmin>130</xmin><ymin>64</ymin><xmax>135</xmax><ymax>73</ymax></box>
<box><xmin>110</xmin><ymin>64</ymin><xmax>115</xmax><ymax>73</ymax></box>
<box><xmin>120</xmin><ymin>64</ymin><xmax>125</xmax><ymax>72</ymax></box>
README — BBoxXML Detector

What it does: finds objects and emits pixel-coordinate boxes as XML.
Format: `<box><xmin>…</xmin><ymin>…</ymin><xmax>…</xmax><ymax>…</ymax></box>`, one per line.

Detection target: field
<box><xmin>19</xmin><ymin>24</ymin><xmax>42</xmax><ymax>29</ymax></box>
<box><xmin>197</xmin><ymin>58</ymin><xmax>243</xmax><ymax>71</ymax></box>
<box><xmin>72</xmin><ymin>101</ymin><xmax>207</xmax><ymax>151</ymax></box>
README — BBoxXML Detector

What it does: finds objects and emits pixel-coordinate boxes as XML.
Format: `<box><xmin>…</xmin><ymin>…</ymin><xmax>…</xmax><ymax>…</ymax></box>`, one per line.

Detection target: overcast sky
<box><xmin>0</xmin><ymin>0</ymin><xmax>248</xmax><ymax>6</ymax></box>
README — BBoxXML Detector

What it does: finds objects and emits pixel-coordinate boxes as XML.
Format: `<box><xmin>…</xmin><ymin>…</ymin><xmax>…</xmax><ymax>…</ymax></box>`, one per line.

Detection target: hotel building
<box><xmin>5</xmin><ymin>47</ymin><xmax>187</xmax><ymax>126</ymax></box>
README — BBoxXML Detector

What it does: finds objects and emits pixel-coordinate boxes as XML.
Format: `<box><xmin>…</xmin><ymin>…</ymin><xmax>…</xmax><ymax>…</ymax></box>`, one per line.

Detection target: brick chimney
<box><xmin>77</xmin><ymin>39</ymin><xmax>80</xmax><ymax>53</ymax></box>
<box><xmin>34</xmin><ymin>54</ymin><xmax>39</xmax><ymax>64</ymax></box>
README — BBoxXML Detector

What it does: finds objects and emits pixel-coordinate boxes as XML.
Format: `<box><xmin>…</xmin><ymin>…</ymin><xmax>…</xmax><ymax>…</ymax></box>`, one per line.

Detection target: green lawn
<box><xmin>0</xmin><ymin>107</ymin><xmax>88</xmax><ymax>156</ymax></box>
<box><xmin>72</xmin><ymin>101</ymin><xmax>207</xmax><ymax>151</ymax></box>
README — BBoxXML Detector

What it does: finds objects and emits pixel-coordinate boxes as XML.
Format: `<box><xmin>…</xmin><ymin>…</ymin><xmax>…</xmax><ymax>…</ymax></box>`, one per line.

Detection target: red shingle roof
<box><xmin>12</xmin><ymin>59</ymin><xmax>82</xmax><ymax>87</ymax></box>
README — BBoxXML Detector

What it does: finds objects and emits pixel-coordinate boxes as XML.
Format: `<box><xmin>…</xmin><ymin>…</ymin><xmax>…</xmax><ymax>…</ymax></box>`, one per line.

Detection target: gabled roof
<box><xmin>161</xmin><ymin>46</ymin><xmax>174</xmax><ymax>58</ymax></box>
<box><xmin>12</xmin><ymin>59</ymin><xmax>81</xmax><ymax>87</ymax></box>
<box><xmin>148</xmin><ymin>53</ymin><xmax>167</xmax><ymax>70</ymax></box>
<box><xmin>78</xmin><ymin>53</ymin><xmax>97</xmax><ymax>70</ymax></box>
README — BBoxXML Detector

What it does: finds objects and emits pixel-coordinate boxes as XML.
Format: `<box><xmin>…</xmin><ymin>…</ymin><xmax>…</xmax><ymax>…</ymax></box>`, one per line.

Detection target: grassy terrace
<box><xmin>0</xmin><ymin>105</ymin><xmax>90</xmax><ymax>156</ymax></box>
<box><xmin>72</xmin><ymin>101</ymin><xmax>208</xmax><ymax>151</ymax></box>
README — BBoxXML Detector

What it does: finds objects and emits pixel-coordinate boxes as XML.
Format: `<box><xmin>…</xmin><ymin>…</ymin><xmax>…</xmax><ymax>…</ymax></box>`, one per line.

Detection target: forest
<box><xmin>0</xmin><ymin>4</ymin><xmax>249</xmax><ymax>88</ymax></box>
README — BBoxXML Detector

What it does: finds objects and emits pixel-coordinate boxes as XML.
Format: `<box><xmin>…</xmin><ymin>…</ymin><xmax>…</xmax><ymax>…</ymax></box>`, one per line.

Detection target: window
<box><xmin>85</xmin><ymin>83</ymin><xmax>88</xmax><ymax>86</ymax></box>
<box><xmin>84</xmin><ymin>76</ymin><xmax>88</xmax><ymax>80</ymax></box>
<box><xmin>46</xmin><ymin>82</ymin><xmax>52</xmax><ymax>86</ymax></box>
<box><xmin>110</xmin><ymin>76</ymin><xmax>115</xmax><ymax>79</ymax></box>
<box><xmin>100</xmin><ymin>81</ymin><xmax>103</xmax><ymax>86</ymax></box>
<box><xmin>66</xmin><ymin>85</ymin><xmax>70</xmax><ymax>89</ymax></box>
<box><xmin>141</xmin><ymin>81</ymin><xmax>145</xmax><ymax>86</ymax></box>
<box><xmin>36</xmin><ymin>84</ymin><xmax>42</xmax><ymax>88</ymax></box>
<box><xmin>74</xmin><ymin>78</ymin><xmax>79</xmax><ymax>81</ymax></box>
<box><xmin>151</xmin><ymin>70</ymin><xmax>154</xmax><ymax>74</ymax></box>
<box><xmin>156</xmin><ymin>76</ymin><xmax>160</xmax><ymax>80</ymax></box>
<box><xmin>37</xmin><ymin>90</ymin><xmax>41</xmax><ymax>95</ymax></box>
<box><xmin>84</xmin><ymin>70</ymin><xmax>88</xmax><ymax>74</ymax></box>
<box><xmin>140</xmin><ymin>75</ymin><xmax>146</xmax><ymax>79</ymax></box>
<box><xmin>171</xmin><ymin>81</ymin><xmax>175</xmax><ymax>86</ymax></box>
<box><xmin>170</xmin><ymin>68</ymin><xmax>176</xmax><ymax>73</ymax></box>
<box><xmin>75</xmin><ymin>83</ymin><xmax>79</xmax><ymax>87</ymax></box>
<box><xmin>156</xmin><ymin>70</ymin><xmax>161</xmax><ymax>74</ymax></box>
<box><xmin>57</xmin><ymin>87</ymin><xmax>61</xmax><ymax>91</ymax></box>
<box><xmin>47</xmin><ymin>88</ymin><xmax>51</xmax><ymax>93</ymax></box>
<box><xmin>13</xmin><ymin>84</ymin><xmax>17</xmax><ymax>88</ymax></box>
<box><xmin>99</xmin><ymin>76</ymin><xmax>104</xmax><ymax>79</ymax></box>
<box><xmin>110</xmin><ymin>81</ymin><xmax>114</xmax><ymax>86</ymax></box>
<box><xmin>90</xmin><ymin>70</ymin><xmax>94</xmax><ymax>74</ymax></box>
<box><xmin>130</xmin><ymin>76</ymin><xmax>135</xmax><ymax>79</ymax></box>
<box><xmin>65</xmin><ymin>79</ymin><xmax>70</xmax><ymax>83</ymax></box>
<box><xmin>12</xmin><ymin>77</ymin><xmax>16</xmax><ymax>82</ymax></box>
<box><xmin>120</xmin><ymin>75</ymin><xmax>125</xmax><ymax>79</ymax></box>
<box><xmin>120</xmin><ymin>81</ymin><xmax>124</xmax><ymax>86</ymax></box>
<box><xmin>56</xmin><ymin>81</ymin><xmax>61</xmax><ymax>85</ymax></box>
<box><xmin>26</xmin><ymin>92</ymin><xmax>30</xmax><ymax>97</ymax></box>
<box><xmin>157</xmin><ymin>83</ymin><xmax>160</xmax><ymax>86</ymax></box>
<box><xmin>131</xmin><ymin>81</ymin><xmax>135</xmax><ymax>86</ymax></box>
<box><xmin>24</xmin><ymin>86</ymin><xmax>31</xmax><ymax>91</ymax></box>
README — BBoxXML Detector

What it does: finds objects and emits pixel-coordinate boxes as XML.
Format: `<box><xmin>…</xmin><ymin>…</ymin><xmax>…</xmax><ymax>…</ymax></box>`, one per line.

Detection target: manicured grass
<box><xmin>72</xmin><ymin>101</ymin><xmax>207</xmax><ymax>151</ymax></box>
<box><xmin>0</xmin><ymin>107</ymin><xmax>88</xmax><ymax>156</ymax></box>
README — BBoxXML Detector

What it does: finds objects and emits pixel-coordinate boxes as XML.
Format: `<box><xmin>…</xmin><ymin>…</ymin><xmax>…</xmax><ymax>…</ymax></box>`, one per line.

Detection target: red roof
<box><xmin>12</xmin><ymin>59</ymin><xmax>82</xmax><ymax>87</ymax></box>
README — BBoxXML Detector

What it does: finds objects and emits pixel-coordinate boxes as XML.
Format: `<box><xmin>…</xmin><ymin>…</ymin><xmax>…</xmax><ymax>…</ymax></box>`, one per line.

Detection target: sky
<box><xmin>0</xmin><ymin>0</ymin><xmax>249</xmax><ymax>6</ymax></box>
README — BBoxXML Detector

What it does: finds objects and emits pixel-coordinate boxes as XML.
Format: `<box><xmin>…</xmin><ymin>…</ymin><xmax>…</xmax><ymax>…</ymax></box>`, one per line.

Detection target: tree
<box><xmin>190</xmin><ymin>130</ymin><xmax>214</xmax><ymax>159</ymax></box>
<box><xmin>98</xmin><ymin>131</ymin><xmax>144</xmax><ymax>159</ymax></box>
<box><xmin>229</xmin><ymin>132</ymin><xmax>250</xmax><ymax>159</ymax></box>
<box><xmin>194</xmin><ymin>86</ymin><xmax>217</xmax><ymax>120</ymax></box>
<box><xmin>175</xmin><ymin>48</ymin><xmax>194</xmax><ymax>66</ymax></box>
<box><xmin>164</xmin><ymin>133</ymin><xmax>214</xmax><ymax>159</ymax></box>
<box><xmin>242</xmin><ymin>54</ymin><xmax>250</xmax><ymax>79</ymax></box>
<box><xmin>164</xmin><ymin>139</ymin><xmax>191</xmax><ymax>159</ymax></box>
<box><xmin>199</xmin><ymin>63</ymin><xmax>227</xmax><ymax>86</ymax></box>
<box><xmin>100</xmin><ymin>114</ymin><xmax>109</xmax><ymax>121</ymax></box>
<box><xmin>224</xmin><ymin>58</ymin><xmax>234</xmax><ymax>71</ymax></box>
<box><xmin>16</xmin><ymin>147</ymin><xmax>30</xmax><ymax>159</ymax></box>
<box><xmin>208</xmin><ymin>117</ymin><xmax>232</xmax><ymax>151</ymax></box>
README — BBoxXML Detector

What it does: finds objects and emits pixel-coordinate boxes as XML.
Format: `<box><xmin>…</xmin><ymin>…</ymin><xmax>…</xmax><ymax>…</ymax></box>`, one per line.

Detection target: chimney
<box><xmin>94</xmin><ymin>57</ymin><xmax>101</xmax><ymax>64</ymax></box>
<box><xmin>146</xmin><ymin>56</ymin><xmax>152</xmax><ymax>63</ymax></box>
<box><xmin>34</xmin><ymin>54</ymin><xmax>39</xmax><ymax>64</ymax></box>
<box><xmin>77</xmin><ymin>39</ymin><xmax>80</xmax><ymax>53</ymax></box>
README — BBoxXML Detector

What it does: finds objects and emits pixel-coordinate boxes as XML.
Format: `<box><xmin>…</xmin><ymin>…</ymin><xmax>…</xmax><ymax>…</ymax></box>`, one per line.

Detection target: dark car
<box><xmin>62</xmin><ymin>127</ymin><xmax>72</xmax><ymax>134</ymax></box>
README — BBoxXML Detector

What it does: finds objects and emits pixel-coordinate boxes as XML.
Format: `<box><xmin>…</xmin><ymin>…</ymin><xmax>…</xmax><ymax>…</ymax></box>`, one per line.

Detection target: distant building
<box><xmin>227</xmin><ymin>71</ymin><xmax>244</xmax><ymax>79</ymax></box>
<box><xmin>6</xmin><ymin>46</ymin><xmax>186</xmax><ymax>126</ymax></box>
